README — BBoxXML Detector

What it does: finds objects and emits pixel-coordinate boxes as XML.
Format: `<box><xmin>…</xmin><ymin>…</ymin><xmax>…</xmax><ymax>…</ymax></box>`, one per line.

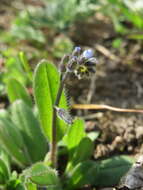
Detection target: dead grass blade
<box><xmin>72</xmin><ymin>104</ymin><xmax>143</xmax><ymax>113</ymax></box>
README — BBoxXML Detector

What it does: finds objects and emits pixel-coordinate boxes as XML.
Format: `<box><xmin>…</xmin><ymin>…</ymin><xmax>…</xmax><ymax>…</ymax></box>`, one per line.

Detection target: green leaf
<box><xmin>66</xmin><ymin>160</ymin><xmax>98</xmax><ymax>190</ymax></box>
<box><xmin>66</xmin><ymin>156</ymin><xmax>133</xmax><ymax>189</ymax></box>
<box><xmin>0</xmin><ymin>118</ymin><xmax>25</xmax><ymax>151</ymax></box>
<box><xmin>0</xmin><ymin>172</ymin><xmax>5</xmax><ymax>184</ymax></box>
<box><xmin>63</xmin><ymin>119</ymin><xmax>86</xmax><ymax>159</ymax></box>
<box><xmin>7</xmin><ymin>78</ymin><xmax>32</xmax><ymax>107</ymax></box>
<box><xmin>0</xmin><ymin>150</ymin><xmax>11</xmax><ymax>184</ymax></box>
<box><xmin>6</xmin><ymin>174</ymin><xmax>26</xmax><ymax>190</ymax></box>
<box><xmin>0</xmin><ymin>149</ymin><xmax>10</xmax><ymax>176</ymax></box>
<box><xmin>93</xmin><ymin>155</ymin><xmax>134</xmax><ymax>187</ymax></box>
<box><xmin>66</xmin><ymin>137</ymin><xmax>94</xmax><ymax>172</ymax></box>
<box><xmin>3</xmin><ymin>56</ymin><xmax>27</xmax><ymax>86</ymax></box>
<box><xmin>21</xmin><ymin>162</ymin><xmax>62</xmax><ymax>190</ymax></box>
<box><xmin>11</xmin><ymin>100</ymin><xmax>47</xmax><ymax>163</ymax></box>
<box><xmin>33</xmin><ymin>60</ymin><xmax>68</xmax><ymax>141</ymax></box>
<box><xmin>11</xmin><ymin>25</ymin><xmax>45</xmax><ymax>43</ymax></box>
<box><xmin>25</xmin><ymin>182</ymin><xmax>37</xmax><ymax>190</ymax></box>
<box><xmin>15</xmin><ymin>184</ymin><xmax>27</xmax><ymax>190</ymax></box>
<box><xmin>72</xmin><ymin>137</ymin><xmax>94</xmax><ymax>165</ymax></box>
<box><xmin>0</xmin><ymin>118</ymin><xmax>29</xmax><ymax>167</ymax></box>
<box><xmin>0</xmin><ymin>109</ymin><xmax>9</xmax><ymax>119</ymax></box>
<box><xmin>0</xmin><ymin>159</ymin><xmax>9</xmax><ymax>183</ymax></box>
<box><xmin>0</xmin><ymin>157</ymin><xmax>10</xmax><ymax>180</ymax></box>
<box><xmin>19</xmin><ymin>51</ymin><xmax>33</xmax><ymax>81</ymax></box>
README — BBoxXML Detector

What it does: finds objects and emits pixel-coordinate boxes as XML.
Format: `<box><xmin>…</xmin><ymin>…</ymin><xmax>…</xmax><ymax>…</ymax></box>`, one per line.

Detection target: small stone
<box><xmin>136</xmin><ymin>126</ymin><xmax>143</xmax><ymax>139</ymax></box>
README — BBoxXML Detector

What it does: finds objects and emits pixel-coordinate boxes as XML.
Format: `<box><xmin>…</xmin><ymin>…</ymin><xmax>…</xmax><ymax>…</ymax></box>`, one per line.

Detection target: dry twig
<box><xmin>72</xmin><ymin>104</ymin><xmax>143</xmax><ymax>113</ymax></box>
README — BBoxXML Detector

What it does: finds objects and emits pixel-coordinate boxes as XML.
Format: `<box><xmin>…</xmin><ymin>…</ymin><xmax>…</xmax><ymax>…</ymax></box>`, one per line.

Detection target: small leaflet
<box><xmin>55</xmin><ymin>106</ymin><xmax>73</xmax><ymax>125</ymax></box>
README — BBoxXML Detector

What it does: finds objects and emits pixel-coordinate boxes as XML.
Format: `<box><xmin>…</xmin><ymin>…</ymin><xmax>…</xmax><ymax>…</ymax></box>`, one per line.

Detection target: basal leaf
<box><xmin>11</xmin><ymin>100</ymin><xmax>47</xmax><ymax>163</ymax></box>
<box><xmin>66</xmin><ymin>156</ymin><xmax>133</xmax><ymax>189</ymax></box>
<box><xmin>7</xmin><ymin>78</ymin><xmax>32</xmax><ymax>107</ymax></box>
<box><xmin>21</xmin><ymin>162</ymin><xmax>62</xmax><ymax>190</ymax></box>
<box><xmin>0</xmin><ymin>118</ymin><xmax>25</xmax><ymax>149</ymax></box>
<box><xmin>65</xmin><ymin>137</ymin><xmax>94</xmax><ymax>172</ymax></box>
<box><xmin>0</xmin><ymin>117</ymin><xmax>31</xmax><ymax>167</ymax></box>
<box><xmin>0</xmin><ymin>159</ymin><xmax>9</xmax><ymax>183</ymax></box>
<box><xmin>0</xmin><ymin>149</ymin><xmax>10</xmax><ymax>176</ymax></box>
<box><xmin>72</xmin><ymin>137</ymin><xmax>94</xmax><ymax>165</ymax></box>
<box><xmin>93</xmin><ymin>155</ymin><xmax>134</xmax><ymax>187</ymax></box>
<box><xmin>66</xmin><ymin>160</ymin><xmax>98</xmax><ymax>190</ymax></box>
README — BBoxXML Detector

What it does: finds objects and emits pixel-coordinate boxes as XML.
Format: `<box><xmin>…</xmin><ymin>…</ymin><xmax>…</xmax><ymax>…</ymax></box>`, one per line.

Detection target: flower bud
<box><xmin>74</xmin><ymin>46</ymin><xmax>81</xmax><ymax>53</ymax></box>
<box><xmin>82</xmin><ymin>49</ymin><xmax>94</xmax><ymax>59</ymax></box>
<box><xmin>55</xmin><ymin>106</ymin><xmax>73</xmax><ymax>125</ymax></box>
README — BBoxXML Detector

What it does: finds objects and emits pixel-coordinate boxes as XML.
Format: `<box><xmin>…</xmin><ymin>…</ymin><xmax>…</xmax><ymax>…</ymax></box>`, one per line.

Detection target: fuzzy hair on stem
<box><xmin>50</xmin><ymin>71</ymin><xmax>69</xmax><ymax>168</ymax></box>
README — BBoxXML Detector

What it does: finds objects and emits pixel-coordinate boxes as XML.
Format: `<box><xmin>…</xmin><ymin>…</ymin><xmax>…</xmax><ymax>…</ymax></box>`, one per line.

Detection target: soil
<box><xmin>68</xmin><ymin>60</ymin><xmax>143</xmax><ymax>158</ymax></box>
<box><xmin>68</xmin><ymin>18</ymin><xmax>143</xmax><ymax>159</ymax></box>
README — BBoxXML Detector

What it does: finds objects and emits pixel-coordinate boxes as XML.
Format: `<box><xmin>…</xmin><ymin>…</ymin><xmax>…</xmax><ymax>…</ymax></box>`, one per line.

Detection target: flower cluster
<box><xmin>60</xmin><ymin>46</ymin><xmax>97</xmax><ymax>79</ymax></box>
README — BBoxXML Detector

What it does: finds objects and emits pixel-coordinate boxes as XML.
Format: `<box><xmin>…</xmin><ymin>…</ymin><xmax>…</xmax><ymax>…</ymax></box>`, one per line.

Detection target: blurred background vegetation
<box><xmin>0</xmin><ymin>0</ymin><xmax>143</xmax><ymax>113</ymax></box>
<box><xmin>1</xmin><ymin>0</ymin><xmax>143</xmax><ymax>101</ymax></box>
<box><xmin>0</xmin><ymin>0</ymin><xmax>143</xmax><ymax>74</ymax></box>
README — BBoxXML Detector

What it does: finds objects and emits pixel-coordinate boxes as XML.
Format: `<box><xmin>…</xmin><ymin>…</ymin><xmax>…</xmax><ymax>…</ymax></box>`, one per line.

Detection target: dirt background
<box><xmin>68</xmin><ymin>17</ymin><xmax>143</xmax><ymax>159</ymax></box>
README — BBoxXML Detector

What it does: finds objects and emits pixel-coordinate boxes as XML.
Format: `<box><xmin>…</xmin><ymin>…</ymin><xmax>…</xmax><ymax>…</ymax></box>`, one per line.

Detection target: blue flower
<box><xmin>84</xmin><ymin>57</ymin><xmax>97</xmax><ymax>66</ymax></box>
<box><xmin>82</xmin><ymin>49</ymin><xmax>94</xmax><ymax>59</ymax></box>
<box><xmin>64</xmin><ymin>47</ymin><xmax>97</xmax><ymax>79</ymax></box>
<box><xmin>74</xmin><ymin>46</ymin><xmax>81</xmax><ymax>53</ymax></box>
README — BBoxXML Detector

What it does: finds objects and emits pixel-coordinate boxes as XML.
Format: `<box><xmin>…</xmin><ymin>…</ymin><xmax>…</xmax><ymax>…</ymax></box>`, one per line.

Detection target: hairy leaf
<box><xmin>94</xmin><ymin>155</ymin><xmax>134</xmax><ymax>187</ymax></box>
<box><xmin>11</xmin><ymin>100</ymin><xmax>47</xmax><ymax>163</ymax></box>
<box><xmin>21</xmin><ymin>162</ymin><xmax>62</xmax><ymax>190</ymax></box>
<box><xmin>33</xmin><ymin>60</ymin><xmax>68</xmax><ymax>141</ymax></box>
<box><xmin>0</xmin><ymin>118</ymin><xmax>29</xmax><ymax>167</ymax></box>
<box><xmin>66</xmin><ymin>156</ymin><xmax>134</xmax><ymax>189</ymax></box>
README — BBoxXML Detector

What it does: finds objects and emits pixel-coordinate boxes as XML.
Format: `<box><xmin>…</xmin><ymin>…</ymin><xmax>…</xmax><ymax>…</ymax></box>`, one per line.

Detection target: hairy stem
<box><xmin>50</xmin><ymin>72</ymin><xmax>68</xmax><ymax>168</ymax></box>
